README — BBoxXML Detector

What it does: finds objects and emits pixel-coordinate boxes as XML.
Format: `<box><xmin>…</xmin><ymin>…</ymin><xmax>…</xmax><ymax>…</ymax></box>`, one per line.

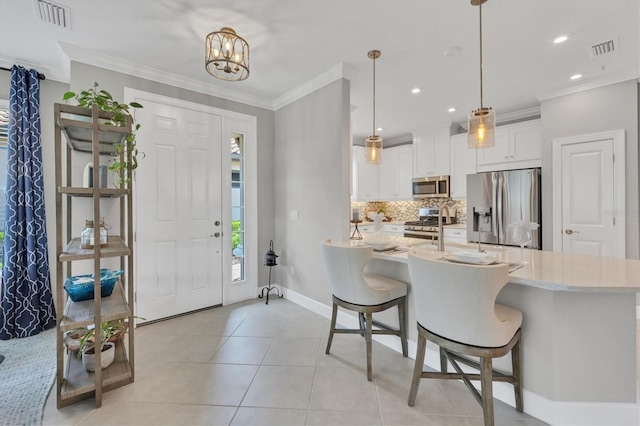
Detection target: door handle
<box><xmin>210</xmin><ymin>232</ymin><xmax>221</xmax><ymax>238</ymax></box>
<box><xmin>565</xmin><ymin>229</ymin><xmax>579</xmax><ymax>235</ymax></box>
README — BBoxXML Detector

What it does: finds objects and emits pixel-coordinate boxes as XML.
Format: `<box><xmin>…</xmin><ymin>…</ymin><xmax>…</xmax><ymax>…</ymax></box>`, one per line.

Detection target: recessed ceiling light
<box><xmin>570</xmin><ymin>73</ymin><xmax>582</xmax><ymax>80</ymax></box>
<box><xmin>448</xmin><ymin>107</ymin><xmax>456</xmax><ymax>113</ymax></box>
<box><xmin>411</xmin><ymin>88</ymin><xmax>421</xmax><ymax>94</ymax></box>
<box><xmin>554</xmin><ymin>35</ymin><xmax>569</xmax><ymax>44</ymax></box>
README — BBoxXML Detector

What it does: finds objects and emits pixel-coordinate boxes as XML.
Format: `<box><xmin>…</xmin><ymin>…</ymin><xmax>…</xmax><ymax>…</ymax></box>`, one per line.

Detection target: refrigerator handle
<box><xmin>497</xmin><ymin>172</ymin><xmax>504</xmax><ymax>242</ymax></box>
<box><xmin>491</xmin><ymin>173</ymin><xmax>499</xmax><ymax>238</ymax></box>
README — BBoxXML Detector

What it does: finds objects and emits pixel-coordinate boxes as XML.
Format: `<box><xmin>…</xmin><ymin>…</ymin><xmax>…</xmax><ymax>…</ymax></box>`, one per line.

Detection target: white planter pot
<box><xmin>82</xmin><ymin>342</ymin><xmax>115</xmax><ymax>372</ymax></box>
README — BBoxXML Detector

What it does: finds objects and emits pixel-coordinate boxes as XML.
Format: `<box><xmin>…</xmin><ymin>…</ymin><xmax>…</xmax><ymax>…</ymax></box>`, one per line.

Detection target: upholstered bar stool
<box><xmin>406</xmin><ymin>250</ymin><xmax>523</xmax><ymax>426</ymax></box>
<box><xmin>321</xmin><ymin>239</ymin><xmax>409</xmax><ymax>381</ymax></box>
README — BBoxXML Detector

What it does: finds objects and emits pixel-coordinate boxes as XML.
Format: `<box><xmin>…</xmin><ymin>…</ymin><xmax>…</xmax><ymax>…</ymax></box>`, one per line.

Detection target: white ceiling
<box><xmin>1</xmin><ymin>0</ymin><xmax>638</xmax><ymax>141</ymax></box>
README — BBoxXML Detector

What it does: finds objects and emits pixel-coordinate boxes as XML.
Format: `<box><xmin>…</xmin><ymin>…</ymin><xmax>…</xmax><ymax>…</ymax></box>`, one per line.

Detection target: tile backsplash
<box><xmin>351</xmin><ymin>199</ymin><xmax>467</xmax><ymax>223</ymax></box>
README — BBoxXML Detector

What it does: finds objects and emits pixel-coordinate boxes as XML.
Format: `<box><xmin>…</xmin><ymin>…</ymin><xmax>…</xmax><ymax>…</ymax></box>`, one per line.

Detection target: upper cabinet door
<box><xmin>449</xmin><ymin>133</ymin><xmax>477</xmax><ymax>199</ymax></box>
<box><xmin>395</xmin><ymin>145</ymin><xmax>414</xmax><ymax>199</ymax></box>
<box><xmin>477</xmin><ymin>119</ymin><xmax>541</xmax><ymax>172</ymax></box>
<box><xmin>352</xmin><ymin>146</ymin><xmax>379</xmax><ymax>201</ymax></box>
<box><xmin>511</xmin><ymin>121</ymin><xmax>542</xmax><ymax>162</ymax></box>
<box><xmin>379</xmin><ymin>145</ymin><xmax>413</xmax><ymax>200</ymax></box>
<box><xmin>413</xmin><ymin>126</ymin><xmax>451</xmax><ymax>177</ymax></box>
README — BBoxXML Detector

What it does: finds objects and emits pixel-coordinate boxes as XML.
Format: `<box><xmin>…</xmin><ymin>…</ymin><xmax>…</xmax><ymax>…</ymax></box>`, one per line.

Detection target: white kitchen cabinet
<box><xmin>413</xmin><ymin>126</ymin><xmax>451</xmax><ymax>177</ymax></box>
<box><xmin>443</xmin><ymin>227</ymin><xmax>467</xmax><ymax>243</ymax></box>
<box><xmin>352</xmin><ymin>146</ymin><xmax>379</xmax><ymax>201</ymax></box>
<box><xmin>358</xmin><ymin>224</ymin><xmax>376</xmax><ymax>234</ymax></box>
<box><xmin>449</xmin><ymin>133</ymin><xmax>477</xmax><ymax>199</ymax></box>
<box><xmin>350</xmin><ymin>223</ymin><xmax>404</xmax><ymax>237</ymax></box>
<box><xmin>382</xmin><ymin>223</ymin><xmax>404</xmax><ymax>236</ymax></box>
<box><xmin>378</xmin><ymin>145</ymin><xmax>413</xmax><ymax>200</ymax></box>
<box><xmin>477</xmin><ymin>119</ymin><xmax>541</xmax><ymax>172</ymax></box>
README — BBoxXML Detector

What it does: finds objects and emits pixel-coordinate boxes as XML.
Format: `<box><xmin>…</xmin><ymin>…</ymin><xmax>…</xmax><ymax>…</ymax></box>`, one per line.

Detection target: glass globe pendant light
<box><xmin>468</xmin><ymin>0</ymin><xmax>495</xmax><ymax>149</ymax></box>
<box><xmin>365</xmin><ymin>50</ymin><xmax>383</xmax><ymax>164</ymax></box>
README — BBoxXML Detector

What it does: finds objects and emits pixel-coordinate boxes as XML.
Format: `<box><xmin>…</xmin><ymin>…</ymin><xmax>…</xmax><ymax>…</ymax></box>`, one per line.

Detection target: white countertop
<box><xmin>355</xmin><ymin>237</ymin><xmax>640</xmax><ymax>293</ymax></box>
<box><xmin>350</xmin><ymin>221</ymin><xmax>405</xmax><ymax>226</ymax></box>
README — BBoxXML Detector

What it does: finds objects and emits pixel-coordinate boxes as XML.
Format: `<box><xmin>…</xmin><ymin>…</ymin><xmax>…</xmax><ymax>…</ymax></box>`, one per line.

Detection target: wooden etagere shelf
<box><xmin>59</xmin><ymin>186</ymin><xmax>129</xmax><ymax>198</ymax></box>
<box><xmin>59</xmin><ymin>236</ymin><xmax>131</xmax><ymax>262</ymax></box>
<box><xmin>59</xmin><ymin>340</ymin><xmax>131</xmax><ymax>405</ymax></box>
<box><xmin>54</xmin><ymin>102</ymin><xmax>135</xmax><ymax>408</ymax></box>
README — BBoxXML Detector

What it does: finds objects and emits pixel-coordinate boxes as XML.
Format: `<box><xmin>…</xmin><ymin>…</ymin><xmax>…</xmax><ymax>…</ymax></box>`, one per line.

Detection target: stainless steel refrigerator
<box><xmin>466</xmin><ymin>168</ymin><xmax>542</xmax><ymax>249</ymax></box>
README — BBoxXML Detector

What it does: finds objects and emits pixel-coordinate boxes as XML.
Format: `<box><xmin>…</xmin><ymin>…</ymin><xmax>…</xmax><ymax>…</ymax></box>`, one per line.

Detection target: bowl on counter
<box><xmin>362</xmin><ymin>234</ymin><xmax>398</xmax><ymax>251</ymax></box>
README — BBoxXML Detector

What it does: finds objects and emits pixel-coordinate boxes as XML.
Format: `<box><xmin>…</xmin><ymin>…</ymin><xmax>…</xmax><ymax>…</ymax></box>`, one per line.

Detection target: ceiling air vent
<box><xmin>32</xmin><ymin>0</ymin><xmax>71</xmax><ymax>29</ymax></box>
<box><xmin>589</xmin><ymin>38</ymin><xmax>618</xmax><ymax>58</ymax></box>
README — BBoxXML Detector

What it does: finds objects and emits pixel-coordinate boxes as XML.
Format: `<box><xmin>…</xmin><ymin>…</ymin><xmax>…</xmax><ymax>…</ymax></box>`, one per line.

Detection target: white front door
<box><xmin>553</xmin><ymin>130</ymin><xmax>626</xmax><ymax>259</ymax></box>
<box><xmin>134</xmin><ymin>97</ymin><xmax>223</xmax><ymax>322</ymax></box>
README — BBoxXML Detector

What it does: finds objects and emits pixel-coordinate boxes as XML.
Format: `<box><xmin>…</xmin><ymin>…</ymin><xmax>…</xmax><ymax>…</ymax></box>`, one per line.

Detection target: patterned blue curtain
<box><xmin>0</xmin><ymin>66</ymin><xmax>56</xmax><ymax>339</ymax></box>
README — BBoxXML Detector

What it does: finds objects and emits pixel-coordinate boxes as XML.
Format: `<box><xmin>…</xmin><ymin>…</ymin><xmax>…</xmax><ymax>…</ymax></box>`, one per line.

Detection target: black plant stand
<box><xmin>350</xmin><ymin>220</ymin><xmax>363</xmax><ymax>240</ymax></box>
<box><xmin>259</xmin><ymin>265</ymin><xmax>282</xmax><ymax>305</ymax></box>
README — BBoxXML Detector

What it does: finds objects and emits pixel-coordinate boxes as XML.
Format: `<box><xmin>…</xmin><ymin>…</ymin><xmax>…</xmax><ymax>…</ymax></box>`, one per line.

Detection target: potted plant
<box><xmin>74</xmin><ymin>319</ymin><xmax>128</xmax><ymax>371</ymax></box>
<box><xmin>62</xmin><ymin>82</ymin><xmax>143</xmax><ymax>187</ymax></box>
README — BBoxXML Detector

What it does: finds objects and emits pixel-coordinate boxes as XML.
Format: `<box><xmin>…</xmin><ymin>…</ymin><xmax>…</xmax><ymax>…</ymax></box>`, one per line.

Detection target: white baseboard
<box><xmin>283</xmin><ymin>288</ymin><xmax>640</xmax><ymax>426</ymax></box>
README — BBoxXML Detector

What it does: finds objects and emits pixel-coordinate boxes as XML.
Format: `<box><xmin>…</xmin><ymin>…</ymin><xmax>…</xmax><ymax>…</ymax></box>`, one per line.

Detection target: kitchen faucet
<box><xmin>438</xmin><ymin>203</ymin><xmax>450</xmax><ymax>251</ymax></box>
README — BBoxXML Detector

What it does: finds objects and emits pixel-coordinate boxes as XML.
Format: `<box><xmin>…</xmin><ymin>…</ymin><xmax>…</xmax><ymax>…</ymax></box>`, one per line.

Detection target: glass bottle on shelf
<box><xmin>80</xmin><ymin>220</ymin><xmax>94</xmax><ymax>248</ymax></box>
<box><xmin>98</xmin><ymin>218</ymin><xmax>108</xmax><ymax>246</ymax></box>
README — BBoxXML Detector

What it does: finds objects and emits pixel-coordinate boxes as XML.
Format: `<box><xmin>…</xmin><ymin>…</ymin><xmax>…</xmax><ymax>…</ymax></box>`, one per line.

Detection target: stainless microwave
<box><xmin>412</xmin><ymin>176</ymin><xmax>450</xmax><ymax>198</ymax></box>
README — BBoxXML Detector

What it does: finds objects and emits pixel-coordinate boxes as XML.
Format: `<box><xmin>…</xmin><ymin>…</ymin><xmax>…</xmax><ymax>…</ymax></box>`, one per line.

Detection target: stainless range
<box><xmin>404</xmin><ymin>208</ymin><xmax>456</xmax><ymax>241</ymax></box>
<box><xmin>404</xmin><ymin>219</ymin><xmax>439</xmax><ymax>241</ymax></box>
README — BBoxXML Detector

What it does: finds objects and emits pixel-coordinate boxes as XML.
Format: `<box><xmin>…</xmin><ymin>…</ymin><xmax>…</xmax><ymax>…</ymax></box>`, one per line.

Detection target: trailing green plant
<box><xmin>62</xmin><ymin>82</ymin><xmax>143</xmax><ymax>187</ymax></box>
<box><xmin>71</xmin><ymin>318</ymin><xmax>143</xmax><ymax>359</ymax></box>
<box><xmin>73</xmin><ymin>320</ymin><xmax>119</xmax><ymax>359</ymax></box>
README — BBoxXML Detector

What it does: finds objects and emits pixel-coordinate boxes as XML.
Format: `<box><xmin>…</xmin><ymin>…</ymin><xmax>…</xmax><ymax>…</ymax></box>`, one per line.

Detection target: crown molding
<box><xmin>272</xmin><ymin>62</ymin><xmax>358</xmax><ymax>111</ymax></box>
<box><xmin>58</xmin><ymin>42</ymin><xmax>274</xmax><ymax>110</ymax></box>
<box><xmin>0</xmin><ymin>57</ymin><xmax>69</xmax><ymax>83</ymax></box>
<box><xmin>456</xmin><ymin>106</ymin><xmax>541</xmax><ymax>131</ymax></box>
<box><xmin>411</xmin><ymin>121</ymin><xmax>460</xmax><ymax>135</ymax></box>
<box><xmin>496</xmin><ymin>106</ymin><xmax>541</xmax><ymax>124</ymax></box>
<box><xmin>536</xmin><ymin>69</ymin><xmax>639</xmax><ymax>102</ymax></box>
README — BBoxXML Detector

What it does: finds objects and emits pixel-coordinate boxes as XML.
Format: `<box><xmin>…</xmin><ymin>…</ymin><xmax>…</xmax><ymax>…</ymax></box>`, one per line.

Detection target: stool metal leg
<box><xmin>326</xmin><ymin>302</ymin><xmax>338</xmax><ymax>354</ymax></box>
<box><xmin>512</xmin><ymin>337</ymin><xmax>523</xmax><ymax>412</ymax></box>
<box><xmin>408</xmin><ymin>329</ymin><xmax>427</xmax><ymax>406</ymax></box>
<box><xmin>365</xmin><ymin>312</ymin><xmax>373</xmax><ymax>381</ymax></box>
<box><xmin>398</xmin><ymin>298</ymin><xmax>408</xmax><ymax>357</ymax></box>
<box><xmin>439</xmin><ymin>347</ymin><xmax>448</xmax><ymax>373</ymax></box>
<box><xmin>480</xmin><ymin>357</ymin><xmax>495</xmax><ymax>426</ymax></box>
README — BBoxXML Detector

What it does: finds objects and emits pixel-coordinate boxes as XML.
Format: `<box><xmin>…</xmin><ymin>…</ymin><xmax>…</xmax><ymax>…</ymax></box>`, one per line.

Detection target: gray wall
<box><xmin>0</xmin><ymin>71</ymin><xmax>69</xmax><ymax>299</ymax></box>
<box><xmin>69</xmin><ymin>62</ymin><xmax>276</xmax><ymax>287</ymax></box>
<box><xmin>540</xmin><ymin>79</ymin><xmax>640</xmax><ymax>260</ymax></box>
<box><xmin>274</xmin><ymin>79</ymin><xmax>351</xmax><ymax>304</ymax></box>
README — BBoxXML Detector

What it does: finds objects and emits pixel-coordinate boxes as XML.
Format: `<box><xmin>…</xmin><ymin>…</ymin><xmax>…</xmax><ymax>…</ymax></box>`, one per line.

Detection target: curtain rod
<box><xmin>0</xmin><ymin>66</ymin><xmax>46</xmax><ymax>80</ymax></box>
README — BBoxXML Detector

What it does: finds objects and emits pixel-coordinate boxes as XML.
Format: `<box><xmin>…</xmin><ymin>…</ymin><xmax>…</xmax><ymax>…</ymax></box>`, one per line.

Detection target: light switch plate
<box><xmin>290</xmin><ymin>210</ymin><xmax>299</xmax><ymax>220</ymax></box>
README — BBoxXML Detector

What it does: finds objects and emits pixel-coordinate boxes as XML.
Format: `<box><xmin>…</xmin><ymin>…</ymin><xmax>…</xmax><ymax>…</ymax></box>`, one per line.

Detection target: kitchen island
<box><xmin>359</xmin><ymin>238</ymin><xmax>640</xmax><ymax>425</ymax></box>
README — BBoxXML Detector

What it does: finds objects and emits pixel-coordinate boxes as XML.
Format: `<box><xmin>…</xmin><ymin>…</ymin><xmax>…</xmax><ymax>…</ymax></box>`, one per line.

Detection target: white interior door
<box><xmin>560</xmin><ymin>139</ymin><xmax>614</xmax><ymax>257</ymax></box>
<box><xmin>134</xmin><ymin>98</ymin><xmax>223</xmax><ymax>322</ymax></box>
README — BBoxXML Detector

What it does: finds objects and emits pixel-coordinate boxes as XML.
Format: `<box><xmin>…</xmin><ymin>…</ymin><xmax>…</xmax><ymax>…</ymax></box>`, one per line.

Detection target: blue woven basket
<box><xmin>64</xmin><ymin>269</ymin><xmax>123</xmax><ymax>302</ymax></box>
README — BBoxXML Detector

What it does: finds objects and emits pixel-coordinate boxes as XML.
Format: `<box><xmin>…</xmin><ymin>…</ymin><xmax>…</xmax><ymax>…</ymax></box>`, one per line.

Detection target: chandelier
<box><xmin>365</xmin><ymin>50</ymin><xmax>383</xmax><ymax>164</ymax></box>
<box><xmin>468</xmin><ymin>0</ymin><xmax>495</xmax><ymax>149</ymax></box>
<box><xmin>205</xmin><ymin>27</ymin><xmax>249</xmax><ymax>81</ymax></box>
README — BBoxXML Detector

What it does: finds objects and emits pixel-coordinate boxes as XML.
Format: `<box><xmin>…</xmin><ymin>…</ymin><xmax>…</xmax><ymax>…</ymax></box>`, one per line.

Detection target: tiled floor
<box><xmin>43</xmin><ymin>298</ymin><xmax>551</xmax><ymax>425</ymax></box>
